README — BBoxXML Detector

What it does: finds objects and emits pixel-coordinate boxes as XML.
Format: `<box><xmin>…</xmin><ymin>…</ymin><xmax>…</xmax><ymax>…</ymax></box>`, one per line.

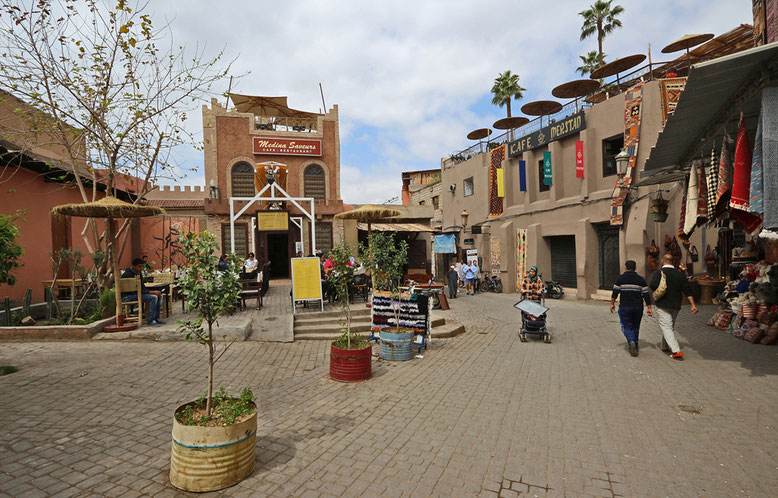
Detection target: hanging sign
<box><xmin>291</xmin><ymin>257</ymin><xmax>323</xmax><ymax>311</ymax></box>
<box><xmin>507</xmin><ymin>110</ymin><xmax>586</xmax><ymax>157</ymax></box>
<box><xmin>256</xmin><ymin>211</ymin><xmax>289</xmax><ymax>231</ymax></box>
<box><xmin>252</xmin><ymin>137</ymin><xmax>321</xmax><ymax>156</ymax></box>
<box><xmin>496</xmin><ymin>169</ymin><xmax>505</xmax><ymax>197</ymax></box>
<box><xmin>543</xmin><ymin>151</ymin><xmax>552</xmax><ymax>186</ymax></box>
<box><xmin>518</xmin><ymin>160</ymin><xmax>527</xmax><ymax>191</ymax></box>
<box><xmin>576</xmin><ymin>140</ymin><xmax>584</xmax><ymax>178</ymax></box>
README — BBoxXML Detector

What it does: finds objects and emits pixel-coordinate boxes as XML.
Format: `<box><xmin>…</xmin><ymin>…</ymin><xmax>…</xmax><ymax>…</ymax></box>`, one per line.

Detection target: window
<box><xmin>463</xmin><ymin>177</ymin><xmax>474</xmax><ymax>197</ymax></box>
<box><xmin>314</xmin><ymin>222</ymin><xmax>333</xmax><ymax>255</ymax></box>
<box><xmin>231</xmin><ymin>162</ymin><xmax>255</xmax><ymax>197</ymax></box>
<box><xmin>602</xmin><ymin>135</ymin><xmax>624</xmax><ymax>177</ymax></box>
<box><xmin>538</xmin><ymin>160</ymin><xmax>550</xmax><ymax>192</ymax></box>
<box><xmin>419</xmin><ymin>200</ymin><xmax>425</xmax><ymax>206</ymax></box>
<box><xmin>432</xmin><ymin>196</ymin><xmax>439</xmax><ymax>210</ymax></box>
<box><xmin>303</xmin><ymin>164</ymin><xmax>326</xmax><ymax>200</ymax></box>
<box><xmin>221</xmin><ymin>223</ymin><xmax>248</xmax><ymax>259</ymax></box>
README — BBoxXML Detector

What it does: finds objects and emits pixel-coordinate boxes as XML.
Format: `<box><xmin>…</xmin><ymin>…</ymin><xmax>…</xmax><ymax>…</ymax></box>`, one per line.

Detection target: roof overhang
<box><xmin>357</xmin><ymin>222</ymin><xmax>436</xmax><ymax>232</ymax></box>
<box><xmin>640</xmin><ymin>41</ymin><xmax>778</xmax><ymax>186</ymax></box>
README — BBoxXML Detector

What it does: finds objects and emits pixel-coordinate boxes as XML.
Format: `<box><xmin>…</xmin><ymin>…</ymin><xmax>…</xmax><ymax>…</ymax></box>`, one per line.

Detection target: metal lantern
<box><xmin>615</xmin><ymin>148</ymin><xmax>631</xmax><ymax>176</ymax></box>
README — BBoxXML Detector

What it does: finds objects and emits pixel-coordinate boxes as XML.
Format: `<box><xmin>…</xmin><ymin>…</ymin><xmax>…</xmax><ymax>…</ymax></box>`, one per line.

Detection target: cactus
<box><xmin>22</xmin><ymin>288</ymin><xmax>31</xmax><ymax>318</ymax></box>
<box><xmin>3</xmin><ymin>298</ymin><xmax>10</xmax><ymax>326</ymax></box>
<box><xmin>45</xmin><ymin>287</ymin><xmax>53</xmax><ymax>320</ymax></box>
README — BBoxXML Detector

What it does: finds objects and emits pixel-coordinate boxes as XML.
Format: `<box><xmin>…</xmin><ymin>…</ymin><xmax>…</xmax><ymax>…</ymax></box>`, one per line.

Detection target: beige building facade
<box><xmin>441</xmin><ymin>80</ymin><xmax>716</xmax><ymax>298</ymax></box>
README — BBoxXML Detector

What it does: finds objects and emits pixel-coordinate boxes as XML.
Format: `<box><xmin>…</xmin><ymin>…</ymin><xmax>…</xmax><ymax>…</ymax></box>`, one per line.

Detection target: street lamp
<box><xmin>615</xmin><ymin>148</ymin><xmax>631</xmax><ymax>176</ymax></box>
<box><xmin>460</xmin><ymin>209</ymin><xmax>469</xmax><ymax>232</ymax></box>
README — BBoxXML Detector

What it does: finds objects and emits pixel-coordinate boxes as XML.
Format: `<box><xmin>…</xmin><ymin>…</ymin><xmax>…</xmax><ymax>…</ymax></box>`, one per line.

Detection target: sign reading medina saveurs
<box><xmin>507</xmin><ymin>111</ymin><xmax>586</xmax><ymax>158</ymax></box>
<box><xmin>252</xmin><ymin>137</ymin><xmax>321</xmax><ymax>156</ymax></box>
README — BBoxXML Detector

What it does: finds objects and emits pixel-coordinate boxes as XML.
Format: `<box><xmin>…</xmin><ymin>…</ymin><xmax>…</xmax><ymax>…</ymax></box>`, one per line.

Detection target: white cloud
<box><xmin>151</xmin><ymin>0</ymin><xmax>750</xmax><ymax>199</ymax></box>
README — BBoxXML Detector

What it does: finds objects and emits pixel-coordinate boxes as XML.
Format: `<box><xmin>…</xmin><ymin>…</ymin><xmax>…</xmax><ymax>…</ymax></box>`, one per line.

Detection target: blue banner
<box><xmin>543</xmin><ymin>151</ymin><xmax>552</xmax><ymax>186</ymax></box>
<box><xmin>434</xmin><ymin>234</ymin><xmax>456</xmax><ymax>253</ymax></box>
<box><xmin>519</xmin><ymin>160</ymin><xmax>526</xmax><ymax>191</ymax></box>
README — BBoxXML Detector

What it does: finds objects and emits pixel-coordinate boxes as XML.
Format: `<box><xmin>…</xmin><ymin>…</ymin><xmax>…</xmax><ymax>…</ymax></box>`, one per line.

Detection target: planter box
<box><xmin>0</xmin><ymin>316</ymin><xmax>115</xmax><ymax>341</ymax></box>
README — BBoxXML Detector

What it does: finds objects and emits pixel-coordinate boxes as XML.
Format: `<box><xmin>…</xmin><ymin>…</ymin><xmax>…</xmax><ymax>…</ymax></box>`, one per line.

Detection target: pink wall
<box><xmin>139</xmin><ymin>216</ymin><xmax>199</xmax><ymax>269</ymax></box>
<box><xmin>0</xmin><ymin>167</ymin><xmax>138</xmax><ymax>304</ymax></box>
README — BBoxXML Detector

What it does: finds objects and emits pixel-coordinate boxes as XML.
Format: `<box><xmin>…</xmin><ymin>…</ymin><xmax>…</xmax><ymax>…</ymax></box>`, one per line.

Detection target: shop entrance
<box><xmin>267</xmin><ymin>233</ymin><xmax>289</xmax><ymax>278</ymax></box>
<box><xmin>597</xmin><ymin>225</ymin><xmax>620</xmax><ymax>290</ymax></box>
<box><xmin>549</xmin><ymin>235</ymin><xmax>577</xmax><ymax>288</ymax></box>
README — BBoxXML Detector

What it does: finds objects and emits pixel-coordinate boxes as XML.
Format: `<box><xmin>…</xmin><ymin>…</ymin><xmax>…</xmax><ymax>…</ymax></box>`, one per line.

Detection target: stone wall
<box><xmin>409</xmin><ymin>181</ymin><xmax>442</xmax><ymax>228</ymax></box>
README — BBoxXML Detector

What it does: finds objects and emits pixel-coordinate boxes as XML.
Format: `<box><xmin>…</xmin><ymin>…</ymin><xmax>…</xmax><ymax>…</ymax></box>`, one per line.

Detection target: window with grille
<box><xmin>314</xmin><ymin>222</ymin><xmax>333</xmax><ymax>255</ymax></box>
<box><xmin>231</xmin><ymin>162</ymin><xmax>255</xmax><ymax>197</ymax></box>
<box><xmin>221</xmin><ymin>223</ymin><xmax>248</xmax><ymax>259</ymax></box>
<box><xmin>304</xmin><ymin>164</ymin><xmax>326</xmax><ymax>200</ymax></box>
<box><xmin>463</xmin><ymin>177</ymin><xmax>474</xmax><ymax>196</ymax></box>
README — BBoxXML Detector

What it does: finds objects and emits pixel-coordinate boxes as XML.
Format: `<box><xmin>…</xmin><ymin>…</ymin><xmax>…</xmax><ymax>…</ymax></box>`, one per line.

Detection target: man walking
<box><xmin>610</xmin><ymin>260</ymin><xmax>653</xmax><ymax>357</ymax></box>
<box><xmin>121</xmin><ymin>258</ymin><xmax>165</xmax><ymax>327</ymax></box>
<box><xmin>446</xmin><ymin>265</ymin><xmax>459</xmax><ymax>299</ymax></box>
<box><xmin>464</xmin><ymin>261</ymin><xmax>476</xmax><ymax>295</ymax></box>
<box><xmin>650</xmin><ymin>253</ymin><xmax>699</xmax><ymax>360</ymax></box>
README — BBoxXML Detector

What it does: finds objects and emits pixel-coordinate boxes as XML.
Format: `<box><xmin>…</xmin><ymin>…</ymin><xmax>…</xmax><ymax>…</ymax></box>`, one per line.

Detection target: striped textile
<box><xmin>706</xmin><ymin>146</ymin><xmax>718</xmax><ymax>221</ymax></box>
<box><xmin>697</xmin><ymin>159</ymin><xmax>709</xmax><ymax>223</ymax></box>
<box><xmin>730</xmin><ymin>115</ymin><xmax>752</xmax><ymax>211</ymax></box>
<box><xmin>489</xmin><ymin>145</ymin><xmax>505</xmax><ymax>217</ymax></box>
<box><xmin>715</xmin><ymin>132</ymin><xmax>732</xmax><ymax>217</ymax></box>
<box><xmin>763</xmin><ymin>87</ymin><xmax>778</xmax><ymax>231</ymax></box>
<box><xmin>683</xmin><ymin>163</ymin><xmax>699</xmax><ymax>235</ymax></box>
<box><xmin>611</xmin><ymin>83</ymin><xmax>644</xmax><ymax>225</ymax></box>
<box><xmin>749</xmin><ymin>114</ymin><xmax>764</xmax><ymax>214</ymax></box>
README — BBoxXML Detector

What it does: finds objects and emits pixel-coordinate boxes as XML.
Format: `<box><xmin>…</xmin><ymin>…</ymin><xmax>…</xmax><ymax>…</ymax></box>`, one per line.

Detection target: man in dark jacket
<box><xmin>446</xmin><ymin>265</ymin><xmax>459</xmax><ymax>299</ymax></box>
<box><xmin>121</xmin><ymin>258</ymin><xmax>164</xmax><ymax>326</ymax></box>
<box><xmin>649</xmin><ymin>253</ymin><xmax>698</xmax><ymax>360</ymax></box>
<box><xmin>611</xmin><ymin>260</ymin><xmax>653</xmax><ymax>356</ymax></box>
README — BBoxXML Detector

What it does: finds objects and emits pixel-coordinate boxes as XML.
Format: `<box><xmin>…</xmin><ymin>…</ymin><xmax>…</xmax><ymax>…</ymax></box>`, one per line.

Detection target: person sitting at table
<box><xmin>121</xmin><ymin>258</ymin><xmax>165</xmax><ymax>326</ymax></box>
<box><xmin>323</xmin><ymin>255</ymin><xmax>334</xmax><ymax>275</ymax></box>
<box><xmin>244</xmin><ymin>252</ymin><xmax>258</xmax><ymax>276</ymax></box>
<box><xmin>217</xmin><ymin>255</ymin><xmax>228</xmax><ymax>271</ymax></box>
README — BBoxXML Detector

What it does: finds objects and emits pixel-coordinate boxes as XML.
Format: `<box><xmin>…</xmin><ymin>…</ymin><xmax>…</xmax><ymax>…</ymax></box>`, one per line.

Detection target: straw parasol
<box><xmin>590</xmin><ymin>54</ymin><xmax>646</xmax><ymax>88</ymax></box>
<box><xmin>662</xmin><ymin>33</ymin><xmax>715</xmax><ymax>69</ymax></box>
<box><xmin>334</xmin><ymin>205</ymin><xmax>402</xmax><ymax>288</ymax></box>
<box><xmin>493</xmin><ymin>116</ymin><xmax>529</xmax><ymax>130</ymax></box>
<box><xmin>466</xmin><ymin>128</ymin><xmax>492</xmax><ymax>140</ymax></box>
<box><xmin>521</xmin><ymin>100</ymin><xmax>563</xmax><ymax>128</ymax></box>
<box><xmin>52</xmin><ymin>197</ymin><xmax>165</xmax><ymax>330</ymax></box>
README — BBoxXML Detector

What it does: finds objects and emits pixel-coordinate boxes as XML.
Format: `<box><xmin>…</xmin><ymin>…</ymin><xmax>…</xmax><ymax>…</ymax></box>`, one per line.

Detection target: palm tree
<box><xmin>579</xmin><ymin>0</ymin><xmax>624</xmax><ymax>68</ymax></box>
<box><xmin>577</xmin><ymin>50</ymin><xmax>605</xmax><ymax>76</ymax></box>
<box><xmin>491</xmin><ymin>70</ymin><xmax>526</xmax><ymax>119</ymax></box>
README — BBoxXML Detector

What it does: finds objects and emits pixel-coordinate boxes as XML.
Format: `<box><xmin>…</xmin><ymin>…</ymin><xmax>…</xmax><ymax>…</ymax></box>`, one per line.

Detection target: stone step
<box><xmin>590</xmin><ymin>289</ymin><xmax>612</xmax><ymax>302</ymax></box>
<box><xmin>294</xmin><ymin>314</ymin><xmax>371</xmax><ymax>326</ymax></box>
<box><xmin>93</xmin><ymin>320</ymin><xmax>251</xmax><ymax>342</ymax></box>
<box><xmin>294</xmin><ymin>321</ymin><xmax>372</xmax><ymax>334</ymax></box>
<box><xmin>293</xmin><ymin>317</ymin><xmax>456</xmax><ymax>340</ymax></box>
<box><xmin>294</xmin><ymin>307</ymin><xmax>372</xmax><ymax>321</ymax></box>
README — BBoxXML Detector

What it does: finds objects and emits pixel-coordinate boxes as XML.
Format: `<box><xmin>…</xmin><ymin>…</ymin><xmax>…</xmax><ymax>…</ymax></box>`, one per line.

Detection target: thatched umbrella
<box><xmin>52</xmin><ymin>197</ymin><xmax>165</xmax><ymax>329</ymax></box>
<box><xmin>334</xmin><ymin>205</ymin><xmax>402</xmax><ymax>288</ymax></box>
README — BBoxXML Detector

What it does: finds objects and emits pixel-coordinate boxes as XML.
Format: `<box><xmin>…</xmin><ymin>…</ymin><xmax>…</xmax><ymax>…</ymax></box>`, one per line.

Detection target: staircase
<box><xmin>293</xmin><ymin>308</ymin><xmax>464</xmax><ymax>341</ymax></box>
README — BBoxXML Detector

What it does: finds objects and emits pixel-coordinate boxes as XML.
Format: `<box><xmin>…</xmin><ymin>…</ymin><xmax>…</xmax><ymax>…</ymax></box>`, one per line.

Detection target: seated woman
<box><xmin>244</xmin><ymin>252</ymin><xmax>259</xmax><ymax>277</ymax></box>
<box><xmin>217</xmin><ymin>255</ymin><xmax>228</xmax><ymax>271</ymax></box>
<box><xmin>520</xmin><ymin>266</ymin><xmax>545</xmax><ymax>320</ymax></box>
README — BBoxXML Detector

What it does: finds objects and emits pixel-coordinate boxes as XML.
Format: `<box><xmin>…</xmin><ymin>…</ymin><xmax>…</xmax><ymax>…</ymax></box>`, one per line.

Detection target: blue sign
<box><xmin>434</xmin><ymin>234</ymin><xmax>456</xmax><ymax>253</ymax></box>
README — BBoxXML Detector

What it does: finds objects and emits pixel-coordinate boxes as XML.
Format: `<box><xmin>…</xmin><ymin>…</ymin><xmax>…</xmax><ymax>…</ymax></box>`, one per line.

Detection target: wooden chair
<box><xmin>118</xmin><ymin>276</ymin><xmax>144</xmax><ymax>324</ymax></box>
<box><xmin>239</xmin><ymin>280</ymin><xmax>262</xmax><ymax>311</ymax></box>
<box><xmin>152</xmin><ymin>273</ymin><xmax>174</xmax><ymax>317</ymax></box>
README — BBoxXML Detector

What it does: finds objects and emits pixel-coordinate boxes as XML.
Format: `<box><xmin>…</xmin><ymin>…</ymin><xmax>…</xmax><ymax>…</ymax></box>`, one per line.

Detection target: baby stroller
<box><xmin>514</xmin><ymin>296</ymin><xmax>551</xmax><ymax>343</ymax></box>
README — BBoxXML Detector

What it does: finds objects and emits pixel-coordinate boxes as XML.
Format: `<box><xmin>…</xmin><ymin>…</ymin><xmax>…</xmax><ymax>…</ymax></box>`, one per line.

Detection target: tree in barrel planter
<box><xmin>169</xmin><ymin>231</ymin><xmax>257</xmax><ymax>492</ymax></box>
<box><xmin>361</xmin><ymin>233</ymin><xmax>416</xmax><ymax>361</ymax></box>
<box><xmin>327</xmin><ymin>242</ymin><xmax>372</xmax><ymax>381</ymax></box>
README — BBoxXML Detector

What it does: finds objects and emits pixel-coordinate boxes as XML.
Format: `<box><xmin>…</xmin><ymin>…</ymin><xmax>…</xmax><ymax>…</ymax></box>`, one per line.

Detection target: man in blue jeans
<box><xmin>610</xmin><ymin>260</ymin><xmax>652</xmax><ymax>356</ymax></box>
<box><xmin>121</xmin><ymin>258</ymin><xmax>165</xmax><ymax>326</ymax></box>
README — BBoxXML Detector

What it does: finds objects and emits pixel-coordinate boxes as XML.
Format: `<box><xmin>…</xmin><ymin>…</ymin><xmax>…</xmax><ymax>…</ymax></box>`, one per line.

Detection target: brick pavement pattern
<box><xmin>1</xmin><ymin>293</ymin><xmax>777</xmax><ymax>497</ymax></box>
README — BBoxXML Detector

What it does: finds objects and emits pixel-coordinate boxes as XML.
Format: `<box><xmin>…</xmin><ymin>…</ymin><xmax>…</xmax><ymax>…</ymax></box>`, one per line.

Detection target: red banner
<box><xmin>575</xmin><ymin>140</ymin><xmax>584</xmax><ymax>178</ymax></box>
<box><xmin>252</xmin><ymin>137</ymin><xmax>321</xmax><ymax>156</ymax></box>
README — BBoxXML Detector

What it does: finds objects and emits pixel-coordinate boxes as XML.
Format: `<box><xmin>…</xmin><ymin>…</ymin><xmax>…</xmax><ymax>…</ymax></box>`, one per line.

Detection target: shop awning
<box><xmin>357</xmin><ymin>222</ymin><xmax>436</xmax><ymax>232</ymax></box>
<box><xmin>638</xmin><ymin>42</ymin><xmax>778</xmax><ymax>186</ymax></box>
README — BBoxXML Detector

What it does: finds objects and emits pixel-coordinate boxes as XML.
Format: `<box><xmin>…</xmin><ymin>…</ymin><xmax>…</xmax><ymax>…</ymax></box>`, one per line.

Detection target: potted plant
<box><xmin>327</xmin><ymin>242</ymin><xmax>372</xmax><ymax>382</ymax></box>
<box><xmin>169</xmin><ymin>231</ymin><xmax>257</xmax><ymax>492</ymax></box>
<box><xmin>363</xmin><ymin>233</ymin><xmax>414</xmax><ymax>361</ymax></box>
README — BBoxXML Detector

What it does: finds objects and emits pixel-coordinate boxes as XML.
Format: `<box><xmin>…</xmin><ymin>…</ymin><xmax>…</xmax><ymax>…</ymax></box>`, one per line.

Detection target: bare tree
<box><xmin>0</xmin><ymin>0</ymin><xmax>233</xmax><ymax>290</ymax></box>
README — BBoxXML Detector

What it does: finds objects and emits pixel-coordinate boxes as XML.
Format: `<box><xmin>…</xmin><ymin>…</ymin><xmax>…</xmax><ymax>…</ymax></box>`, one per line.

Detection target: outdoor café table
<box><xmin>41</xmin><ymin>279</ymin><xmax>88</xmax><ymax>299</ymax></box>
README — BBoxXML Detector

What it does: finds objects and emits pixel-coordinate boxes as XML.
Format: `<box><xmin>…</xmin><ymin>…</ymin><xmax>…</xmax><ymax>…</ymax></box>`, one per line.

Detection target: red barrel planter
<box><xmin>330</xmin><ymin>344</ymin><xmax>372</xmax><ymax>382</ymax></box>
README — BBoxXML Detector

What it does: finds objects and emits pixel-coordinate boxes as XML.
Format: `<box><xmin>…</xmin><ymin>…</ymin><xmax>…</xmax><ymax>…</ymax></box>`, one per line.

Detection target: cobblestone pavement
<box><xmin>1</xmin><ymin>293</ymin><xmax>777</xmax><ymax>497</ymax></box>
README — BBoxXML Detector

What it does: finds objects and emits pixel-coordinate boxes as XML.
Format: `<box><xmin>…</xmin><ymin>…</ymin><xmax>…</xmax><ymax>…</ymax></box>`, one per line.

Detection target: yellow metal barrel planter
<box><xmin>169</xmin><ymin>401</ymin><xmax>257</xmax><ymax>492</ymax></box>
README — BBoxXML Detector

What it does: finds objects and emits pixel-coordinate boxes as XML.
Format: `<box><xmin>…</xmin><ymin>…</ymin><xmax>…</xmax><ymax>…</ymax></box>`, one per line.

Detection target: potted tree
<box><xmin>363</xmin><ymin>233</ymin><xmax>414</xmax><ymax>361</ymax></box>
<box><xmin>327</xmin><ymin>242</ymin><xmax>372</xmax><ymax>382</ymax></box>
<box><xmin>169</xmin><ymin>231</ymin><xmax>257</xmax><ymax>492</ymax></box>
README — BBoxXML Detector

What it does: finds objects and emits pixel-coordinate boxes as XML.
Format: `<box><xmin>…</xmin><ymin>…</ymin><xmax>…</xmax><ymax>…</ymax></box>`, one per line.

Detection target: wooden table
<box><xmin>41</xmin><ymin>279</ymin><xmax>89</xmax><ymax>298</ymax></box>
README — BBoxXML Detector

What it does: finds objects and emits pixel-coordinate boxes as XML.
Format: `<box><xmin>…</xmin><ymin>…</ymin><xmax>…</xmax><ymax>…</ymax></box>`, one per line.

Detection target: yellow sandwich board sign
<box><xmin>291</xmin><ymin>257</ymin><xmax>323</xmax><ymax>312</ymax></box>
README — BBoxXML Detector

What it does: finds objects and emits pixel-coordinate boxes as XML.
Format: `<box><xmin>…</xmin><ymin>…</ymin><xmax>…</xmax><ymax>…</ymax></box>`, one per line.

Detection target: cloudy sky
<box><xmin>152</xmin><ymin>0</ymin><xmax>750</xmax><ymax>204</ymax></box>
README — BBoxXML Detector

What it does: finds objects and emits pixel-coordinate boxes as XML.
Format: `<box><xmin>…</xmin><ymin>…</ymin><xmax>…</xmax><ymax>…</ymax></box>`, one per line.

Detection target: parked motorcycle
<box><xmin>544</xmin><ymin>280</ymin><xmax>564</xmax><ymax>299</ymax></box>
<box><xmin>479</xmin><ymin>274</ymin><xmax>503</xmax><ymax>293</ymax></box>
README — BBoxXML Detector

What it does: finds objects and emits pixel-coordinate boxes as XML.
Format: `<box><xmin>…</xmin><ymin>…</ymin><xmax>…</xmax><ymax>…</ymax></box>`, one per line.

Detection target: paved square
<box><xmin>1</xmin><ymin>291</ymin><xmax>777</xmax><ymax>496</ymax></box>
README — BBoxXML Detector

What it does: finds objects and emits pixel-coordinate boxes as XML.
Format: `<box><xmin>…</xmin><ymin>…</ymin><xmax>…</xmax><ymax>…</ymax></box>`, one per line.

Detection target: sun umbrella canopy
<box><xmin>52</xmin><ymin>196</ymin><xmax>164</xmax><ymax>218</ymax></box>
<box><xmin>521</xmin><ymin>100</ymin><xmax>563</xmax><ymax>116</ymax></box>
<box><xmin>334</xmin><ymin>205</ymin><xmax>402</xmax><ymax>222</ymax></box>
<box><xmin>552</xmin><ymin>79</ymin><xmax>601</xmax><ymax>99</ymax></box>
<box><xmin>590</xmin><ymin>54</ymin><xmax>646</xmax><ymax>80</ymax></box>
<box><xmin>466</xmin><ymin>128</ymin><xmax>492</xmax><ymax>140</ymax></box>
<box><xmin>493</xmin><ymin>116</ymin><xmax>530</xmax><ymax>130</ymax></box>
<box><xmin>662</xmin><ymin>33</ymin><xmax>715</xmax><ymax>53</ymax></box>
